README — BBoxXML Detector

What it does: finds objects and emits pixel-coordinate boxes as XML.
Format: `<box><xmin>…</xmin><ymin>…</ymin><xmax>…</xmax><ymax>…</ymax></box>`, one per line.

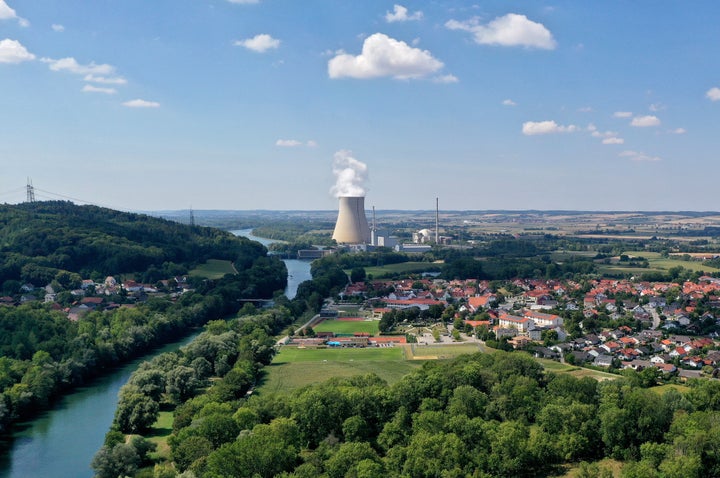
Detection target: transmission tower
<box><xmin>26</xmin><ymin>178</ymin><xmax>35</xmax><ymax>203</ymax></box>
<box><xmin>189</xmin><ymin>207</ymin><xmax>195</xmax><ymax>226</ymax></box>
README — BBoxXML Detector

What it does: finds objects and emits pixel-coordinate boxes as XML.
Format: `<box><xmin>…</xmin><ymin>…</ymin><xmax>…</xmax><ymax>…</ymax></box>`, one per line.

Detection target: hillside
<box><xmin>0</xmin><ymin>201</ymin><xmax>265</xmax><ymax>288</ymax></box>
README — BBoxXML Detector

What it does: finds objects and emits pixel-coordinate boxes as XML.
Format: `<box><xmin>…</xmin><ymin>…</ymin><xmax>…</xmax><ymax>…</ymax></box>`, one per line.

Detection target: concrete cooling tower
<box><xmin>332</xmin><ymin>196</ymin><xmax>371</xmax><ymax>244</ymax></box>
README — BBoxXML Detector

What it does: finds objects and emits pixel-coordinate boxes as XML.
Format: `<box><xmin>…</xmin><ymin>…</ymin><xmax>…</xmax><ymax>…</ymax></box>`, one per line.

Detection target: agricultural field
<box><xmin>313</xmin><ymin>318</ymin><xmax>380</xmax><ymax>336</ymax></box>
<box><xmin>189</xmin><ymin>259</ymin><xmax>237</xmax><ymax>279</ymax></box>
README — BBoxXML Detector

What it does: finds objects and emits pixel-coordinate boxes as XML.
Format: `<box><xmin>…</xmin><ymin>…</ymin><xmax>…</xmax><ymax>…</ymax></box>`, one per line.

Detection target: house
<box><xmin>594</xmin><ymin>354</ymin><xmax>614</xmax><ymax>367</ymax></box>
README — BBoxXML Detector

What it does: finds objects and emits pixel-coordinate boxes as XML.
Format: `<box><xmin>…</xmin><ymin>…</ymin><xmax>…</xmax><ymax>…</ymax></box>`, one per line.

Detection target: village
<box><xmin>0</xmin><ymin>275</ymin><xmax>193</xmax><ymax>321</ymax></box>
<box><xmin>295</xmin><ymin>274</ymin><xmax>720</xmax><ymax>382</ymax></box>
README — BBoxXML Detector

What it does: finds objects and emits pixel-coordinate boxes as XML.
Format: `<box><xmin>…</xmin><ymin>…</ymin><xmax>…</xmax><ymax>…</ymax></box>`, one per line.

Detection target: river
<box><xmin>0</xmin><ymin>229</ymin><xmax>312</xmax><ymax>477</ymax></box>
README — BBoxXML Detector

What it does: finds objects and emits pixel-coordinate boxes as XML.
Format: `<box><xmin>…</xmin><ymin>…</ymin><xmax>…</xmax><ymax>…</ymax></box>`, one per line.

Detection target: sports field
<box><xmin>273</xmin><ymin>346</ymin><xmax>402</xmax><ymax>363</ymax></box>
<box><xmin>258</xmin><ymin>346</ymin><xmax>419</xmax><ymax>394</ymax></box>
<box><xmin>313</xmin><ymin>318</ymin><xmax>380</xmax><ymax>335</ymax></box>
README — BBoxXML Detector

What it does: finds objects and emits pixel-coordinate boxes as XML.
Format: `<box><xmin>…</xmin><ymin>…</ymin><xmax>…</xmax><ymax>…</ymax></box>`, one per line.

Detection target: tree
<box><xmin>115</xmin><ymin>385</ymin><xmax>160</xmax><ymax>434</ymax></box>
<box><xmin>91</xmin><ymin>443</ymin><xmax>140</xmax><ymax>478</ymax></box>
<box><xmin>350</xmin><ymin>267</ymin><xmax>366</xmax><ymax>284</ymax></box>
<box><xmin>204</xmin><ymin>418</ymin><xmax>301</xmax><ymax>478</ymax></box>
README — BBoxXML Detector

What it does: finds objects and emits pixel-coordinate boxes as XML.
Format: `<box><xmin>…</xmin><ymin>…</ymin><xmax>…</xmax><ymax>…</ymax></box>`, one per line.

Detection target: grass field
<box><xmin>535</xmin><ymin>358</ymin><xmax>619</xmax><ymax>381</ymax></box>
<box><xmin>623</xmin><ymin>250</ymin><xmax>720</xmax><ymax>273</ymax></box>
<box><xmin>273</xmin><ymin>346</ymin><xmax>403</xmax><ymax>363</ymax></box>
<box><xmin>145</xmin><ymin>410</ymin><xmax>174</xmax><ymax>460</ymax></box>
<box><xmin>407</xmin><ymin>343</ymin><xmax>484</xmax><ymax>359</ymax></box>
<box><xmin>313</xmin><ymin>319</ymin><xmax>379</xmax><ymax>335</ymax></box>
<box><xmin>359</xmin><ymin>261</ymin><xmax>443</xmax><ymax>277</ymax></box>
<box><xmin>189</xmin><ymin>259</ymin><xmax>236</xmax><ymax>279</ymax></box>
<box><xmin>258</xmin><ymin>346</ymin><xmax>420</xmax><ymax>394</ymax></box>
<box><xmin>650</xmin><ymin>383</ymin><xmax>690</xmax><ymax>395</ymax></box>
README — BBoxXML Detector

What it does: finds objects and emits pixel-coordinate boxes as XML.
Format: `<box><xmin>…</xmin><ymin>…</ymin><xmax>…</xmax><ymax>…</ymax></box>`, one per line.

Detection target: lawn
<box><xmin>313</xmin><ymin>319</ymin><xmax>380</xmax><ymax>336</ymax></box>
<box><xmin>189</xmin><ymin>259</ymin><xmax>237</xmax><ymax>279</ymax></box>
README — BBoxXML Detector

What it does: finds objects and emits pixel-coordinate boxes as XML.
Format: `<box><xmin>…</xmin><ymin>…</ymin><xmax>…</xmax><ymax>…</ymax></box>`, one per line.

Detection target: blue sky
<box><xmin>1</xmin><ymin>1</ymin><xmax>719</xmax><ymax>212</ymax></box>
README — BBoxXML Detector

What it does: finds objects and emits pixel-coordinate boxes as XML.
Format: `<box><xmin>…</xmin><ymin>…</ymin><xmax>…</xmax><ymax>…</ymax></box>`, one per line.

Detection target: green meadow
<box><xmin>357</xmin><ymin>261</ymin><xmax>442</xmax><ymax>278</ymax></box>
<box><xmin>313</xmin><ymin>319</ymin><xmax>380</xmax><ymax>335</ymax></box>
<box><xmin>189</xmin><ymin>259</ymin><xmax>237</xmax><ymax>279</ymax></box>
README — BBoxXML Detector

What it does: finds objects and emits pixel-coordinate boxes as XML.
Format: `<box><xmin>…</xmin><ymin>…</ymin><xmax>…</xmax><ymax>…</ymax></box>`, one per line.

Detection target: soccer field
<box><xmin>312</xmin><ymin>318</ymin><xmax>380</xmax><ymax>335</ymax></box>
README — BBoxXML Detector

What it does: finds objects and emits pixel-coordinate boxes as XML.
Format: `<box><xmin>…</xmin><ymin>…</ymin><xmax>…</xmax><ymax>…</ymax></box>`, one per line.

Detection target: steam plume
<box><xmin>330</xmin><ymin>150</ymin><xmax>368</xmax><ymax>197</ymax></box>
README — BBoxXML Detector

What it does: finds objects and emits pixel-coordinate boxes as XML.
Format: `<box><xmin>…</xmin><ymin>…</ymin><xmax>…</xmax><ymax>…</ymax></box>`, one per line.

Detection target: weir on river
<box><xmin>0</xmin><ymin>230</ymin><xmax>312</xmax><ymax>478</ymax></box>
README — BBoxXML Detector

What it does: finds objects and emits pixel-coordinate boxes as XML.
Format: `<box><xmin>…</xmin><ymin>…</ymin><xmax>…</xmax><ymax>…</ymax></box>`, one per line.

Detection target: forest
<box><xmin>0</xmin><ymin>201</ymin><xmax>287</xmax><ymax>434</ymax></box>
<box><xmin>0</xmin><ymin>201</ymin><xmax>261</xmax><ymax>288</ymax></box>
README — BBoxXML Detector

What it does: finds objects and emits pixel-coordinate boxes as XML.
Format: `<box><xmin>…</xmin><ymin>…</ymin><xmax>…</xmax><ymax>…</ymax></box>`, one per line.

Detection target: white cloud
<box><xmin>42</xmin><ymin>57</ymin><xmax>115</xmax><ymax>75</ymax></box>
<box><xmin>84</xmin><ymin>74</ymin><xmax>127</xmax><ymax>85</ymax></box>
<box><xmin>328</xmin><ymin>33</ymin><xmax>444</xmax><ymax>80</ymax></box>
<box><xmin>631</xmin><ymin>115</ymin><xmax>661</xmax><ymax>127</ymax></box>
<box><xmin>502</xmin><ymin>99</ymin><xmax>517</xmax><ymax>106</ymax></box>
<box><xmin>276</xmin><ymin>139</ymin><xmax>318</xmax><ymax>147</ymax></box>
<box><xmin>446</xmin><ymin>13</ymin><xmax>556</xmax><ymax>49</ymax></box>
<box><xmin>706</xmin><ymin>87</ymin><xmax>720</xmax><ymax>101</ymax></box>
<box><xmin>276</xmin><ymin>139</ymin><xmax>302</xmax><ymax>147</ymax></box>
<box><xmin>0</xmin><ymin>38</ymin><xmax>35</xmax><ymax>63</ymax></box>
<box><xmin>613</xmin><ymin>111</ymin><xmax>632</xmax><ymax>118</ymax></box>
<box><xmin>602</xmin><ymin>137</ymin><xmax>624</xmax><ymax>145</ymax></box>
<box><xmin>432</xmin><ymin>74</ymin><xmax>458</xmax><ymax>84</ymax></box>
<box><xmin>670</xmin><ymin>127</ymin><xmax>686</xmax><ymax>135</ymax></box>
<box><xmin>52</xmin><ymin>24</ymin><xmax>65</xmax><ymax>32</ymax></box>
<box><xmin>385</xmin><ymin>5</ymin><xmax>423</xmax><ymax>23</ymax></box>
<box><xmin>522</xmin><ymin>120</ymin><xmax>578</xmax><ymax>135</ymax></box>
<box><xmin>620</xmin><ymin>150</ymin><xmax>661</xmax><ymax>162</ymax></box>
<box><xmin>234</xmin><ymin>34</ymin><xmax>280</xmax><ymax>53</ymax></box>
<box><xmin>123</xmin><ymin>99</ymin><xmax>160</xmax><ymax>108</ymax></box>
<box><xmin>0</xmin><ymin>1</ymin><xmax>16</xmax><ymax>20</ymax></box>
<box><xmin>0</xmin><ymin>1</ymin><xmax>27</xmax><ymax>26</ymax></box>
<box><xmin>82</xmin><ymin>84</ymin><xmax>117</xmax><ymax>94</ymax></box>
<box><xmin>591</xmin><ymin>129</ymin><xmax>618</xmax><ymax>138</ymax></box>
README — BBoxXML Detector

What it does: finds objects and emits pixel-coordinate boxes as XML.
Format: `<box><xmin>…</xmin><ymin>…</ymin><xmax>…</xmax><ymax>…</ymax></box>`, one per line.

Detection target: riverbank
<box><xmin>0</xmin><ymin>330</ymin><xmax>202</xmax><ymax>478</ymax></box>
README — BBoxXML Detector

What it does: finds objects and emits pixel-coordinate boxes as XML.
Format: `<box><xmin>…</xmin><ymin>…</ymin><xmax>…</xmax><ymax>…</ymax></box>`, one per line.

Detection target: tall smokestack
<box><xmin>435</xmin><ymin>197</ymin><xmax>439</xmax><ymax>244</ymax></box>
<box><xmin>333</xmin><ymin>196</ymin><xmax>371</xmax><ymax>244</ymax></box>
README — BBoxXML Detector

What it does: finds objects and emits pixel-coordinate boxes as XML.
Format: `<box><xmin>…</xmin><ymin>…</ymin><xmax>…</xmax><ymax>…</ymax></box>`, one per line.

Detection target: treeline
<box><xmin>92</xmin><ymin>308</ymin><xmax>296</xmax><ymax>478</ymax></box>
<box><xmin>107</xmin><ymin>343</ymin><xmax>720</xmax><ymax>477</ymax></box>
<box><xmin>0</xmin><ymin>201</ymin><xmax>263</xmax><ymax>287</ymax></box>
<box><xmin>252</xmin><ymin>221</ymin><xmax>336</xmax><ymax>246</ymax></box>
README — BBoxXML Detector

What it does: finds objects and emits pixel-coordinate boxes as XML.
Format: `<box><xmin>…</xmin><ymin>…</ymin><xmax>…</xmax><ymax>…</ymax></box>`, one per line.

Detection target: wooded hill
<box><xmin>0</xmin><ymin>201</ymin><xmax>262</xmax><ymax>288</ymax></box>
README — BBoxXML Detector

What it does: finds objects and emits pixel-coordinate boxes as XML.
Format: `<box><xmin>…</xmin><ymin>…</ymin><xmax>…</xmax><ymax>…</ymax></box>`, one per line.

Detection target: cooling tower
<box><xmin>332</xmin><ymin>196</ymin><xmax>371</xmax><ymax>244</ymax></box>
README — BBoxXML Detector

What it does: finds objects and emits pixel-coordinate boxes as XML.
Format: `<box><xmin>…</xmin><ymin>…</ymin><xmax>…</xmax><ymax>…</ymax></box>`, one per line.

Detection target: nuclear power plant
<box><xmin>332</xmin><ymin>196</ymin><xmax>371</xmax><ymax>244</ymax></box>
